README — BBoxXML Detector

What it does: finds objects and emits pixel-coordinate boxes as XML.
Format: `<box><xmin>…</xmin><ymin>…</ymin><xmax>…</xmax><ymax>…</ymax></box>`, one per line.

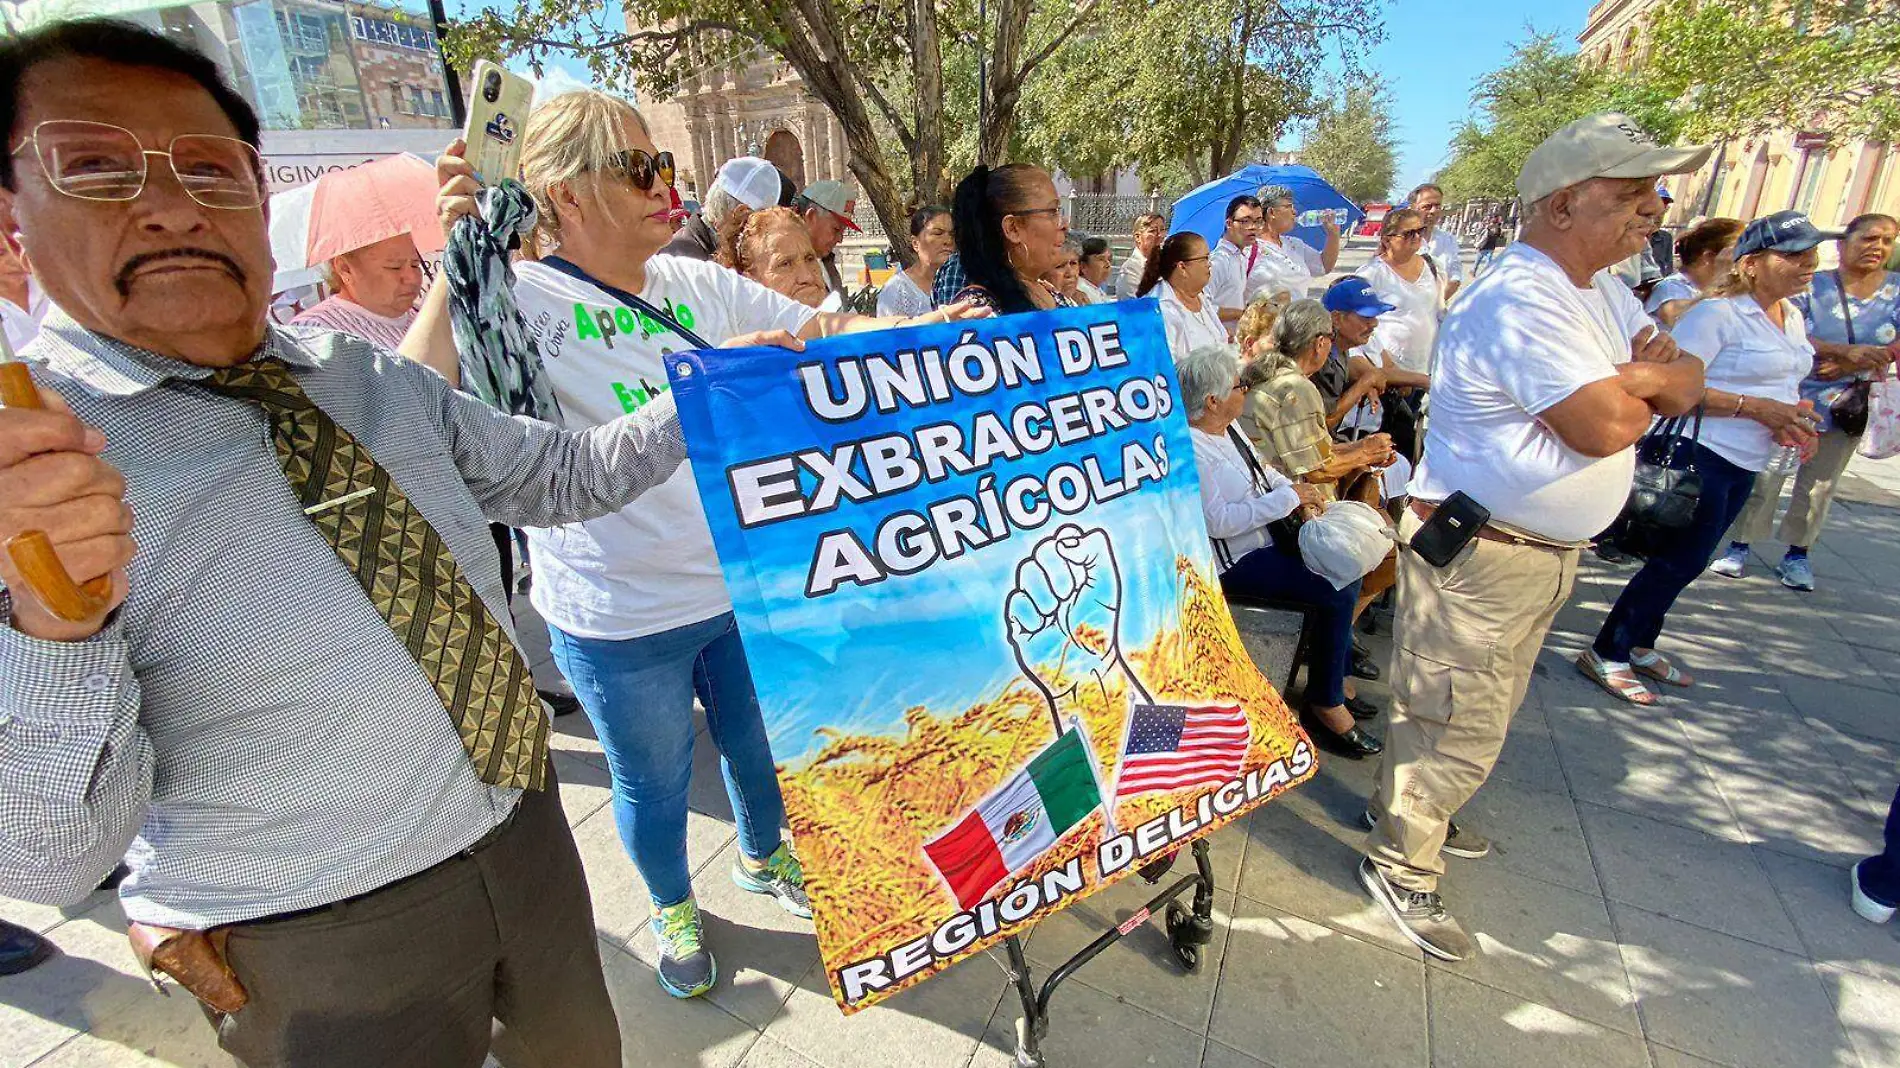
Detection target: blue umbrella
<box><xmin>1169</xmin><ymin>164</ymin><xmax>1363</xmax><ymax>252</ymax></box>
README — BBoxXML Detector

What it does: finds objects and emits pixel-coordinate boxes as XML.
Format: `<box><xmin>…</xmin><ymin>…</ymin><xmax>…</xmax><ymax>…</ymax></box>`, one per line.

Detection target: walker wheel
<box><xmin>1165</xmin><ymin>902</ymin><xmax>1202</xmax><ymax>971</ymax></box>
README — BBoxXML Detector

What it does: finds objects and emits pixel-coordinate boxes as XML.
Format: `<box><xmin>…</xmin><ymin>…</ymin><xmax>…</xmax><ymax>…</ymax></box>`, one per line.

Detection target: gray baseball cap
<box><xmin>1517</xmin><ymin>113</ymin><xmax>1713</xmax><ymax>205</ymax></box>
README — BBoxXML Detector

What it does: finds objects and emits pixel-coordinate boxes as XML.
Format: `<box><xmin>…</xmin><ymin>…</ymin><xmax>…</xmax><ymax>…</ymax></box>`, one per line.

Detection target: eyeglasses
<box><xmin>1395</xmin><ymin>227</ymin><xmax>1426</xmax><ymax>240</ymax></box>
<box><xmin>1008</xmin><ymin>206</ymin><xmax>1063</xmax><ymax>220</ymax></box>
<box><xmin>1181</xmin><ymin>255</ymin><xmax>1209</xmax><ymax>263</ymax></box>
<box><xmin>9</xmin><ymin>119</ymin><xmax>263</xmax><ymax>209</ymax></box>
<box><xmin>599</xmin><ymin>148</ymin><xmax>675</xmax><ymax>190</ymax></box>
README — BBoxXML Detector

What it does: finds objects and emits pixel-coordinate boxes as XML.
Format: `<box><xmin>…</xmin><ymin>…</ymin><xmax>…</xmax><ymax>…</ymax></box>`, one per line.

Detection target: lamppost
<box><xmin>425</xmin><ymin>0</ymin><xmax>466</xmax><ymax>126</ymax></box>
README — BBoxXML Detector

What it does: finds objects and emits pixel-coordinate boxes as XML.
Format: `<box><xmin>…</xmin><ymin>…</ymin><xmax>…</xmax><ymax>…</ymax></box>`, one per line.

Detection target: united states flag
<box><xmin>1113</xmin><ymin>703</ymin><xmax>1253</xmax><ymax>799</ymax></box>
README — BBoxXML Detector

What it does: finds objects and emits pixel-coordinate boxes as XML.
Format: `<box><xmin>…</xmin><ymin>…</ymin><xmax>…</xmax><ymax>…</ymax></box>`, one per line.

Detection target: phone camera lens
<box><xmin>481</xmin><ymin>71</ymin><xmax>502</xmax><ymax>104</ymax></box>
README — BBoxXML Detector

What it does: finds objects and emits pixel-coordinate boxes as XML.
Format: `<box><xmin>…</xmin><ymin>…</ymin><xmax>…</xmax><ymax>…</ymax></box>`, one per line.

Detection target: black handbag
<box><xmin>1828</xmin><ymin>271</ymin><xmax>1873</xmax><ymax>436</ymax></box>
<box><xmin>1228</xmin><ymin>426</ymin><xmax>1304</xmax><ymax>555</ymax></box>
<box><xmin>1618</xmin><ymin>407</ymin><xmax>1704</xmax><ymax>557</ymax></box>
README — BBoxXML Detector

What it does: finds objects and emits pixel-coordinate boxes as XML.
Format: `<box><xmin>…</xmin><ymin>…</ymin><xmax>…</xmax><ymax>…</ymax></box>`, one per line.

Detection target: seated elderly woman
<box><xmin>1181</xmin><ymin>341</ymin><xmax>1384</xmax><ymax>759</ymax></box>
<box><xmin>720</xmin><ymin>206</ymin><xmax>831</xmax><ymax>308</ymax></box>
<box><xmin>291</xmin><ymin>232</ymin><xmax>425</xmax><ymax>348</ymax></box>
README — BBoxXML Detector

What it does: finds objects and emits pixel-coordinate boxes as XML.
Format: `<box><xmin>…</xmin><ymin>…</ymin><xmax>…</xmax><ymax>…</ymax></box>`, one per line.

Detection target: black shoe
<box><xmin>1344</xmin><ymin>693</ymin><xmax>1382</xmax><ymax>721</ymax></box>
<box><xmin>0</xmin><ymin>921</ymin><xmax>55</xmax><ymax>976</ymax></box>
<box><xmin>1350</xmin><ymin>643</ymin><xmax>1382</xmax><ymax>681</ymax></box>
<box><xmin>1301</xmin><ymin>710</ymin><xmax>1384</xmax><ymax>759</ymax></box>
<box><xmin>539</xmin><ymin>690</ymin><xmax>582</xmax><ymax>717</ymax></box>
<box><xmin>1594</xmin><ymin>540</ymin><xmax>1635</xmax><ymax>564</ymax></box>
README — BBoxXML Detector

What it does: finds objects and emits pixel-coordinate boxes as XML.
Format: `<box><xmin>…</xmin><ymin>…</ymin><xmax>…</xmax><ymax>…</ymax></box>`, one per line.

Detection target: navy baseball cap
<box><xmin>1733</xmin><ymin>210</ymin><xmax>1842</xmax><ymax>258</ymax></box>
<box><xmin>1322</xmin><ymin>277</ymin><xmax>1396</xmax><ymax>317</ymax></box>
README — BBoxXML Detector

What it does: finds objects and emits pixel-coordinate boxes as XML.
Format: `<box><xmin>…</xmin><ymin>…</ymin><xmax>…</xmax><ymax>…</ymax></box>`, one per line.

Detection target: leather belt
<box><xmin>1407</xmin><ymin>499</ymin><xmax>1577</xmax><ymax>552</ymax></box>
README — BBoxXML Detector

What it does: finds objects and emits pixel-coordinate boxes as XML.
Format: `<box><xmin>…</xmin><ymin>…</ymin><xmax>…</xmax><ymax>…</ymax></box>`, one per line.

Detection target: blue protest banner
<box><xmin>665</xmin><ymin>300</ymin><xmax>1313</xmax><ymax>1012</ymax></box>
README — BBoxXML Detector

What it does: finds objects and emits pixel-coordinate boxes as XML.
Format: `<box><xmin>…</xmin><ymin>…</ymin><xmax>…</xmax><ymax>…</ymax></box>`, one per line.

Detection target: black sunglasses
<box><xmin>1395</xmin><ymin>227</ymin><xmax>1426</xmax><ymax>240</ymax></box>
<box><xmin>599</xmin><ymin>148</ymin><xmax>675</xmax><ymax>190</ymax></box>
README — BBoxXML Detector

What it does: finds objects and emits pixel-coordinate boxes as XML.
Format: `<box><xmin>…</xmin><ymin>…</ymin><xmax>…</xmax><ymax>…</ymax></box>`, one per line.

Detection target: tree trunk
<box><xmin>907</xmin><ymin>0</ymin><xmax>947</xmax><ymax>210</ymax></box>
<box><xmin>978</xmin><ymin>0</ymin><xmax>1032</xmax><ymax>165</ymax></box>
<box><xmin>1208</xmin><ymin>4</ymin><xmax>1252</xmax><ymax>177</ymax></box>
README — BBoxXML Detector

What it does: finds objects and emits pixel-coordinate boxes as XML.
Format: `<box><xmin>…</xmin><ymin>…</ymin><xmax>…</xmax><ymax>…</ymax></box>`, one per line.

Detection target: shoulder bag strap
<box><xmin>1835</xmin><ymin>270</ymin><xmax>1857</xmax><ymax>346</ymax></box>
<box><xmin>1226</xmin><ymin>425</ymin><xmax>1272</xmax><ymax>493</ymax></box>
<box><xmin>540</xmin><ymin>256</ymin><xmax>716</xmax><ymax>350</ymax></box>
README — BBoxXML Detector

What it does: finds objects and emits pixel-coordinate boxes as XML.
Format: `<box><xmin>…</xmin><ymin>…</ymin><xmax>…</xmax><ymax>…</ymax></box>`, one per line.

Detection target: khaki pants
<box><xmin>1728</xmin><ymin>429</ymin><xmax>1858</xmax><ymax>549</ymax></box>
<box><xmin>1366</xmin><ymin>511</ymin><xmax>1580</xmax><ymax>893</ymax></box>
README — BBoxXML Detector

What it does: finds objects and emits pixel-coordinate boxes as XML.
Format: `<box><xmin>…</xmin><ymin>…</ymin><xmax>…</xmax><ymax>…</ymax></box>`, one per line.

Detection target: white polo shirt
<box><xmin>1158</xmin><ymin>280</ymin><xmax>1229</xmax><ymax>364</ymax></box>
<box><xmin>1669</xmin><ymin>295</ymin><xmax>1814</xmax><ymax>472</ymax></box>
<box><xmin>1252</xmin><ymin>235</ymin><xmax>1326</xmax><ymax>303</ymax></box>
<box><xmin>1207</xmin><ymin>237</ymin><xmax>1256</xmax><ymax>316</ymax></box>
<box><xmin>1410</xmin><ymin>243</ymin><xmax>1652</xmax><ymax>543</ymax></box>
<box><xmin>1424</xmin><ymin>228</ymin><xmax>1465</xmax><ymax>288</ymax></box>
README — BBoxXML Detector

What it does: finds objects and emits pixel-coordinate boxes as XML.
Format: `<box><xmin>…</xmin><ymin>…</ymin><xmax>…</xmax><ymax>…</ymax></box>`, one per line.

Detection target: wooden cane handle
<box><xmin>0</xmin><ymin>361</ymin><xmax>116</xmax><ymax>622</ymax></box>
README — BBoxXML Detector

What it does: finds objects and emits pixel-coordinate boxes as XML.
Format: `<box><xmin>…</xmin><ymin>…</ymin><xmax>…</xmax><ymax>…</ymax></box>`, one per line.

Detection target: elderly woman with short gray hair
<box><xmin>1183</xmin><ymin>342</ymin><xmax>1384</xmax><ymax>758</ymax></box>
<box><xmin>1252</xmin><ymin>184</ymin><xmax>1341</xmax><ymax>303</ymax></box>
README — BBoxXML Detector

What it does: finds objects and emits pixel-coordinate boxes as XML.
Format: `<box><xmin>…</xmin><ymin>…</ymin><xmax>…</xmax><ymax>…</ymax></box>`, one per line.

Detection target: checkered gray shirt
<box><xmin>0</xmin><ymin>314</ymin><xmax>685</xmax><ymax>928</ymax></box>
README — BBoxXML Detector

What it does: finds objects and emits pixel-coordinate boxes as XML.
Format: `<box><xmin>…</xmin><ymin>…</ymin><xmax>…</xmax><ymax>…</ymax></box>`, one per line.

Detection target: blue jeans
<box><xmin>1594</xmin><ymin>444</ymin><xmax>1757</xmax><ymax>662</ymax></box>
<box><xmin>1474</xmin><ymin>248</ymin><xmax>1497</xmax><ymax>274</ymax></box>
<box><xmin>1220</xmin><ymin>546</ymin><xmax>1361</xmax><ymax>707</ymax></box>
<box><xmin>549</xmin><ymin>612</ymin><xmax>786</xmax><ymax>908</ymax></box>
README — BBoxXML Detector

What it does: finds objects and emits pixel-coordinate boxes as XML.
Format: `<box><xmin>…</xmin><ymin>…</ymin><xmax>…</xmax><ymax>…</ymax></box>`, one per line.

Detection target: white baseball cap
<box><xmin>1516</xmin><ymin>113</ymin><xmax>1713</xmax><ymax>205</ymax></box>
<box><xmin>714</xmin><ymin>156</ymin><xmax>782</xmax><ymax>212</ymax></box>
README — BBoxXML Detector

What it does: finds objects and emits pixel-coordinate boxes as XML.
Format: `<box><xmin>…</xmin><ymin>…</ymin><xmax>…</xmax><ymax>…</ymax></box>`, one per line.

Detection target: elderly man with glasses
<box><xmin>0</xmin><ymin>21</ymin><xmax>695</xmax><ymax>1066</ymax></box>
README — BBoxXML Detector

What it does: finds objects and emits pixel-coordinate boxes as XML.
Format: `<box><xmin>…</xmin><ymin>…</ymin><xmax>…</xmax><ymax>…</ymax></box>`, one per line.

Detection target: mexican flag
<box><xmin>923</xmin><ymin>728</ymin><xmax>1103</xmax><ymax>910</ymax></box>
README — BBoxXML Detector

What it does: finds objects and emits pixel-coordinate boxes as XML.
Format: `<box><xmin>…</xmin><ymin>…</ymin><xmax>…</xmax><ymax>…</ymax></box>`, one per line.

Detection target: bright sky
<box><xmin>1359</xmin><ymin>0</ymin><xmax>1586</xmax><ymax>197</ymax></box>
<box><xmin>475</xmin><ymin>0</ymin><xmax>1591</xmax><ymax>198</ymax></box>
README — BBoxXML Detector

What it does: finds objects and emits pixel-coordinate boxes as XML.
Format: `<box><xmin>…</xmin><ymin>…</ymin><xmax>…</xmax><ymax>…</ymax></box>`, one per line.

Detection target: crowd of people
<box><xmin>2</xmin><ymin>18</ymin><xmax>1900</xmax><ymax>1068</ymax></box>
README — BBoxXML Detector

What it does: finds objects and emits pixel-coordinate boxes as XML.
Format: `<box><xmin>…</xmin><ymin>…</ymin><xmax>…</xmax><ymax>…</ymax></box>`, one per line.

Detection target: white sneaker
<box><xmin>1852</xmin><ymin>860</ymin><xmax>1896</xmax><ymax>924</ymax></box>
<box><xmin>1708</xmin><ymin>547</ymin><xmax>1747</xmax><ymax>579</ymax></box>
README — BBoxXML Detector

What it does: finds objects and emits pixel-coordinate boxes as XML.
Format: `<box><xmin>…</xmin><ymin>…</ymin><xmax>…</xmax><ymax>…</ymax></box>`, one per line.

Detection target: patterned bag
<box><xmin>1858</xmin><ymin>376</ymin><xmax>1900</xmax><ymax>460</ymax></box>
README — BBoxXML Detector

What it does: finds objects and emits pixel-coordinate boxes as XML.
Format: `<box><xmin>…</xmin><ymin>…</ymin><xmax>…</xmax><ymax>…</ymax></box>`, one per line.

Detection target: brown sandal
<box><xmin>1629</xmin><ymin>649</ymin><xmax>1694</xmax><ymax>688</ymax></box>
<box><xmin>1575</xmin><ymin>650</ymin><xmax>1659</xmax><ymax>706</ymax></box>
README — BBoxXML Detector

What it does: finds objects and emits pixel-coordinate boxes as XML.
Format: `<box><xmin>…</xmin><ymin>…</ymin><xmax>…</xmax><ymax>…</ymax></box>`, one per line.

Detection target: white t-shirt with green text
<box><xmin>513</xmin><ymin>256</ymin><xmax>818</xmax><ymax>639</ymax></box>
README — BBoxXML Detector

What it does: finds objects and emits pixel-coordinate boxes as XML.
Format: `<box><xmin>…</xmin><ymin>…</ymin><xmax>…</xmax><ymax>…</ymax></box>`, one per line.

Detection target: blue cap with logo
<box><xmin>1322</xmin><ymin>277</ymin><xmax>1396</xmax><ymax>317</ymax></box>
<box><xmin>1732</xmin><ymin>210</ymin><xmax>1842</xmax><ymax>258</ymax></box>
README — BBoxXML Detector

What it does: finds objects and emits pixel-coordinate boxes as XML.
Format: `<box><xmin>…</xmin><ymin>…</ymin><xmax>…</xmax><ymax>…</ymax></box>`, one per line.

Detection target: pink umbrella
<box><xmin>269</xmin><ymin>153</ymin><xmax>443</xmax><ymax>291</ymax></box>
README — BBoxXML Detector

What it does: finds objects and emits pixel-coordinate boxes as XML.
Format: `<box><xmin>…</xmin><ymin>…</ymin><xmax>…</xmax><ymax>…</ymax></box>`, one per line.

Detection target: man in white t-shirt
<box><xmin>1207</xmin><ymin>195</ymin><xmax>1265</xmax><ymax>330</ymax></box>
<box><xmin>1359</xmin><ymin>113</ymin><xmax>1711</xmax><ymax>963</ymax></box>
<box><xmin>1409</xmin><ymin>182</ymin><xmax>1465</xmax><ymax>303</ymax></box>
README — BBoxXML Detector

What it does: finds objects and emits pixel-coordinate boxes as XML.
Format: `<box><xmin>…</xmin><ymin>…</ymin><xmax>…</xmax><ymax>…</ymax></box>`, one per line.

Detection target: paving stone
<box><xmin>1546</xmin><ymin>702</ymin><xmax>1745</xmax><ymax>841</ymax></box>
<box><xmin>1756</xmin><ymin>849</ymin><xmax>1900</xmax><ymax>985</ymax></box>
<box><xmin>1209</xmin><ymin>900</ymin><xmax>1426</xmax><ymax>1068</ymax></box>
<box><xmin>1645</xmin><ymin>1046</ymin><xmax>1736</xmax><ymax>1068</ymax></box>
<box><xmin>1199</xmin><ymin>1040</ymin><xmax>1273</xmax><ymax>1068</ymax></box>
<box><xmin>1236</xmin><ymin>797</ymin><xmax>1422</xmax><ymax>958</ymax></box>
<box><xmin>1817</xmin><ymin>964</ymin><xmax>1900</xmax><ymax>1068</ymax></box>
<box><xmin>1486</xmin><ymin>715</ymin><xmax>1568</xmax><ymax>796</ymax></box>
<box><xmin>1577</xmin><ymin>804</ymin><xmax>1801</xmax><ymax>953</ymax></box>
<box><xmin>21</xmin><ymin>1032</ymin><xmax>232</xmax><ymax>1068</ymax></box>
<box><xmin>760</xmin><ymin>944</ymin><xmax>1005</xmax><ymax>1068</ymax></box>
<box><xmin>1782</xmin><ymin>676</ymin><xmax>1900</xmax><ymax>746</ymax></box>
<box><xmin>1429</xmin><ymin>862</ymin><xmax>1639</xmax><ymax>1034</ymax></box>
<box><xmin>623</xmin><ymin>840</ymin><xmax>820</xmax><ymax>1031</ymax></box>
<box><xmin>738</xmin><ymin>1037</ymin><xmax>828</xmax><ymax>1067</ymax></box>
<box><xmin>1613</xmin><ymin>903</ymin><xmax>1855</xmax><ymax>1068</ymax></box>
<box><xmin>970</xmin><ymin>976</ymin><xmax>1207</xmax><ymax>1068</ymax></box>
<box><xmin>570</xmin><ymin>802</ymin><xmax>739</xmax><ymax>948</ymax></box>
<box><xmin>596</xmin><ymin>937</ymin><xmax>761</xmax><ymax>1067</ymax></box>
<box><xmin>1455</xmin><ymin>775</ymin><xmax>1601</xmax><ymax>898</ymax></box>
<box><xmin>0</xmin><ymin>886</ymin><xmax>114</xmax><ymax>938</ymax></box>
<box><xmin>1425</xmin><ymin>970</ymin><xmax>1648</xmax><ymax>1068</ymax></box>
<box><xmin>555</xmin><ymin>747</ymin><xmax>614</xmax><ymax>827</ymax></box>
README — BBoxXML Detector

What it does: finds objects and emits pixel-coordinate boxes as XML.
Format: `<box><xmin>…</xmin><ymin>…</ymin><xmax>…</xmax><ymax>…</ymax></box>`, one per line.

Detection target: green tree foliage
<box><xmin>1013</xmin><ymin>0</ymin><xmax>1383</xmax><ymax>189</ymax></box>
<box><xmin>1297</xmin><ymin>79</ymin><xmax>1399</xmax><ymax>204</ymax></box>
<box><xmin>444</xmin><ymin>0</ymin><xmax>1109</xmax><ymax>253</ymax></box>
<box><xmin>1436</xmin><ymin>32</ymin><xmax>1681</xmax><ymax>203</ymax></box>
<box><xmin>1640</xmin><ymin>0</ymin><xmax>1900</xmax><ymax>142</ymax></box>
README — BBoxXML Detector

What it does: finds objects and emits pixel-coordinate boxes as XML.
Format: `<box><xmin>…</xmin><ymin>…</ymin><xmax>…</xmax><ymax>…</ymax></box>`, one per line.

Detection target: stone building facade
<box><xmin>634</xmin><ymin>31</ymin><xmax>854</xmax><ymax>199</ymax></box>
<box><xmin>1578</xmin><ymin>0</ymin><xmax>1899</xmax><ymax>231</ymax></box>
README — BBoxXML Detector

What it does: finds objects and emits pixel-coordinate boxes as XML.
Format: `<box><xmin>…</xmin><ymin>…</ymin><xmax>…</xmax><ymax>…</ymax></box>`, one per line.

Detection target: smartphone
<box><xmin>463</xmin><ymin>61</ymin><xmax>535</xmax><ymax>186</ymax></box>
<box><xmin>1409</xmin><ymin>490</ymin><xmax>1492</xmax><ymax>567</ymax></box>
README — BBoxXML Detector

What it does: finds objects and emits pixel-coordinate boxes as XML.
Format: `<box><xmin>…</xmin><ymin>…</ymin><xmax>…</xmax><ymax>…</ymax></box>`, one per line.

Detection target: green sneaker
<box><xmin>650</xmin><ymin>898</ymin><xmax>716</xmax><ymax>998</ymax></box>
<box><xmin>733</xmin><ymin>843</ymin><xmax>813</xmax><ymax>919</ymax></box>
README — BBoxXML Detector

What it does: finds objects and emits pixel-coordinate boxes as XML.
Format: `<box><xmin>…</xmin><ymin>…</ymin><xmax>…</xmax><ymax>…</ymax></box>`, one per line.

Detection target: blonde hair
<box><xmin>1234</xmin><ymin>296</ymin><xmax>1282</xmax><ymax>357</ymax></box>
<box><xmin>517</xmin><ymin>90</ymin><xmax>653</xmax><ymax>258</ymax></box>
<box><xmin>719</xmin><ymin>207</ymin><xmax>806</xmax><ymax>275</ymax></box>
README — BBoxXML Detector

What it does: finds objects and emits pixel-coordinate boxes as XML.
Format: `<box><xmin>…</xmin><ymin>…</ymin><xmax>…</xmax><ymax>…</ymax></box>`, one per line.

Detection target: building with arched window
<box><xmin>1577</xmin><ymin>0</ymin><xmax>1900</xmax><ymax>231</ymax></box>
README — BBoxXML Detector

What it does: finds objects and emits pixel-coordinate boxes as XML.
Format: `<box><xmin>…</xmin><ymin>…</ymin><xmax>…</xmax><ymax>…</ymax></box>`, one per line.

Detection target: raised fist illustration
<box><xmin>1004</xmin><ymin>524</ymin><xmax>1134</xmax><ymax>729</ymax></box>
